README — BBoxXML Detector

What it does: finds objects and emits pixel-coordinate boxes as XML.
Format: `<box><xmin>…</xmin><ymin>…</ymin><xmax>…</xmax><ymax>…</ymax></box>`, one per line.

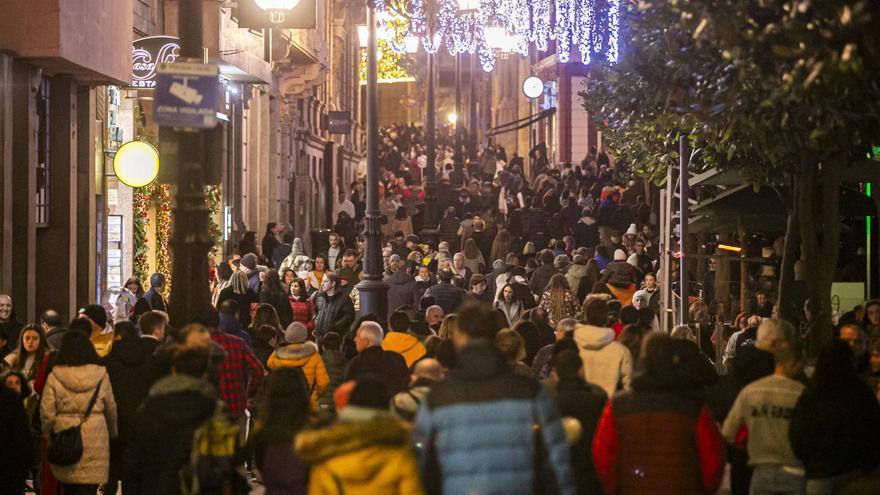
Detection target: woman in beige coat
<box><xmin>41</xmin><ymin>331</ymin><xmax>117</xmax><ymax>495</ymax></box>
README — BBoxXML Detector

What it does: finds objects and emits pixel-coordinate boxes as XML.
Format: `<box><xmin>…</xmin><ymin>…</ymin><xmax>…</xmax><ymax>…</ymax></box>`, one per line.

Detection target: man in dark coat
<box><xmin>313</xmin><ymin>273</ymin><xmax>356</xmax><ymax>343</ymax></box>
<box><xmin>529</xmin><ymin>250</ymin><xmax>557</xmax><ymax>295</ymax></box>
<box><xmin>126</xmin><ymin>346</ymin><xmax>221</xmax><ymax>495</ymax></box>
<box><xmin>386</xmin><ymin>262</ymin><xmax>416</xmax><ymax>313</ymax></box>
<box><xmin>345</xmin><ymin>321</ymin><xmax>409</xmax><ymax>394</ymax></box>
<box><xmin>133</xmin><ymin>273</ymin><xmax>168</xmax><ymax>318</ymax></box>
<box><xmin>261</xmin><ymin>223</ymin><xmax>280</xmax><ymax>267</ymax></box>
<box><xmin>421</xmin><ymin>270</ymin><xmax>465</xmax><ymax>315</ymax></box>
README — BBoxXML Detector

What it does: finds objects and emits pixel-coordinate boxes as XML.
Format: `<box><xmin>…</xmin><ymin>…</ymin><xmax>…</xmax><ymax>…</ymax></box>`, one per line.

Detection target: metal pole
<box><xmin>422</xmin><ymin>51</ymin><xmax>438</xmax><ymax>230</ymax></box>
<box><xmin>453</xmin><ymin>53</ymin><xmax>463</xmax><ymax>185</ymax></box>
<box><xmin>356</xmin><ymin>0</ymin><xmax>388</xmax><ymax>321</ymax></box>
<box><xmin>679</xmin><ymin>135</ymin><xmax>689</xmax><ymax>326</ymax></box>
<box><xmin>468</xmin><ymin>52</ymin><xmax>478</xmax><ymax>162</ymax></box>
<box><xmin>168</xmin><ymin>0</ymin><xmax>213</xmax><ymax>328</ymax></box>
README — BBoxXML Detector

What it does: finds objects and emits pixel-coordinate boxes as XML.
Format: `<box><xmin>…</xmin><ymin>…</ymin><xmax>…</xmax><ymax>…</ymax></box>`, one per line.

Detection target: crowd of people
<box><xmin>1</xmin><ymin>123</ymin><xmax>880</xmax><ymax>495</ymax></box>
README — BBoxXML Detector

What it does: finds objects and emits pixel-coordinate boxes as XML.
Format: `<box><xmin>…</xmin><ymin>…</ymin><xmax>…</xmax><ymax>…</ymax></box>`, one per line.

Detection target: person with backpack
<box><xmin>40</xmin><ymin>331</ymin><xmax>117</xmax><ymax>495</ymax></box>
<box><xmin>127</xmin><ymin>342</ymin><xmax>243</xmax><ymax>495</ymax></box>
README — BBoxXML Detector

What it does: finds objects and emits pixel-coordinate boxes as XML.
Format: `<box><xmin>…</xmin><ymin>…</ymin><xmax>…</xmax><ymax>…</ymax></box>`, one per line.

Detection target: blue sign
<box><xmin>154</xmin><ymin>62</ymin><xmax>220</xmax><ymax>129</ymax></box>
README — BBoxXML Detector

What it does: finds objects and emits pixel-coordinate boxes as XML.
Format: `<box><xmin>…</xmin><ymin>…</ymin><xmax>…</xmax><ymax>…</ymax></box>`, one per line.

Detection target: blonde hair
<box><xmin>438</xmin><ymin>314</ymin><xmax>460</xmax><ymax>340</ymax></box>
<box><xmin>495</xmin><ymin>328</ymin><xmax>526</xmax><ymax>363</ymax></box>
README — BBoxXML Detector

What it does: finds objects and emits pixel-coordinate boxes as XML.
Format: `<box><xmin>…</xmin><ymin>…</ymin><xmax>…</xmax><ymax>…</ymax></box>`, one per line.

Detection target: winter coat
<box><xmin>592</xmin><ymin>382</ymin><xmax>726</xmax><ymax>495</ymax></box>
<box><xmin>0</xmin><ymin>386</ymin><xmax>32</xmax><ymax>495</ymax></box>
<box><xmin>572</xmin><ymin>217</ymin><xmax>599</xmax><ymax>249</ymax></box>
<box><xmin>126</xmin><ymin>374</ymin><xmax>219</xmax><ymax>495</ymax></box>
<box><xmin>382</xmin><ymin>332</ymin><xmax>426</xmax><ymax>368</ymax></box>
<box><xmin>573</xmin><ymin>324</ymin><xmax>633</xmax><ymax>397</ymax></box>
<box><xmin>421</xmin><ymin>282</ymin><xmax>465</xmax><ymax>315</ymax></box>
<box><xmin>289</xmin><ymin>296</ymin><xmax>316</xmax><ymax>333</ymax></box>
<box><xmin>260</xmin><ymin>291</ymin><xmax>293</xmax><ymax>328</ymax></box>
<box><xmin>529</xmin><ymin>263</ymin><xmax>557</xmax><ymax>295</ymax></box>
<box><xmin>217</xmin><ymin>286</ymin><xmax>259</xmax><ymax>329</ymax></box>
<box><xmin>413</xmin><ymin>341</ymin><xmax>575</xmax><ymax>495</ymax></box>
<box><xmin>494</xmin><ymin>300</ymin><xmax>524</xmax><ymax>328</ymax></box>
<box><xmin>601</xmin><ymin>260</ymin><xmax>637</xmax><ymax>288</ymax></box>
<box><xmin>565</xmin><ymin>263</ymin><xmax>590</xmax><ymax>298</ymax></box>
<box><xmin>554</xmin><ymin>378</ymin><xmax>607</xmax><ymax>495</ymax></box>
<box><xmin>103</xmin><ymin>337</ymin><xmax>161</xmax><ymax>445</ymax></box>
<box><xmin>789</xmin><ymin>377</ymin><xmax>880</xmax><ymax>479</ymax></box>
<box><xmin>267</xmin><ymin>342</ymin><xmax>329</xmax><ymax>407</ymax></box>
<box><xmin>319</xmin><ymin>349</ymin><xmax>347</xmax><ymax>408</ymax></box>
<box><xmin>257</xmin><ymin>442</ymin><xmax>309</xmax><ymax>495</ymax></box>
<box><xmin>386</xmin><ymin>268</ymin><xmax>416</xmax><ymax>313</ymax></box>
<box><xmin>345</xmin><ymin>346</ymin><xmax>410</xmax><ymax>394</ymax></box>
<box><xmin>313</xmin><ymin>291</ymin><xmax>356</xmax><ymax>341</ymax></box>
<box><xmin>41</xmin><ymin>364</ymin><xmax>118</xmax><ymax>485</ymax></box>
<box><xmin>296</xmin><ymin>412</ymin><xmax>425</xmax><ymax>495</ymax></box>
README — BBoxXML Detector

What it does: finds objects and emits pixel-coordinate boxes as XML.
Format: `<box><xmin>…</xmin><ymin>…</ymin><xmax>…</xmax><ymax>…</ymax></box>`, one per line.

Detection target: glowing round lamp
<box><xmin>254</xmin><ymin>0</ymin><xmax>301</xmax><ymax>23</ymax></box>
<box><xmin>113</xmin><ymin>141</ymin><xmax>159</xmax><ymax>188</ymax></box>
<box><xmin>522</xmin><ymin>76</ymin><xmax>544</xmax><ymax>100</ymax></box>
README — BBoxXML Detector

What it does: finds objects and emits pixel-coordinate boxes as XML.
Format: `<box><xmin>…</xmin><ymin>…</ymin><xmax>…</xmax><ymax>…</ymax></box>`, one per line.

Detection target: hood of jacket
<box><xmin>574</xmin><ymin>324</ymin><xmax>615</xmax><ymax>350</ymax></box>
<box><xmin>149</xmin><ymin>373</ymin><xmax>217</xmax><ymax>399</ymax></box>
<box><xmin>105</xmin><ymin>338</ymin><xmax>150</xmax><ymax>367</ymax></box>
<box><xmin>566</xmin><ymin>263</ymin><xmax>588</xmax><ymax>278</ymax></box>
<box><xmin>386</xmin><ymin>268</ymin><xmax>415</xmax><ymax>287</ymax></box>
<box><xmin>51</xmin><ymin>364</ymin><xmax>106</xmax><ymax>393</ymax></box>
<box><xmin>382</xmin><ymin>332</ymin><xmax>421</xmax><ymax>356</ymax></box>
<box><xmin>578</xmin><ymin>216</ymin><xmax>597</xmax><ymax>225</ymax></box>
<box><xmin>269</xmin><ymin>341</ymin><xmax>318</xmax><ymax>367</ymax></box>
<box><xmin>450</xmin><ymin>340</ymin><xmax>508</xmax><ymax>380</ymax></box>
<box><xmin>145</xmin><ymin>374</ymin><xmax>218</xmax><ymax>427</ymax></box>
<box><xmin>295</xmin><ymin>416</ymin><xmax>409</xmax><ymax>467</ymax></box>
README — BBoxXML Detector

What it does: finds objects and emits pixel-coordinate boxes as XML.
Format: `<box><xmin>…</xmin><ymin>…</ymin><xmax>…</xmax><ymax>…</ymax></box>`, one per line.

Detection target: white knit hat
<box><xmin>613</xmin><ymin>249</ymin><xmax>627</xmax><ymax>261</ymax></box>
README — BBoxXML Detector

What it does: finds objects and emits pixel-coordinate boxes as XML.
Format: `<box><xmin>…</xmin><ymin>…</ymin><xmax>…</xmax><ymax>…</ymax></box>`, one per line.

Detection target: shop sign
<box><xmin>154</xmin><ymin>62</ymin><xmax>221</xmax><ymax>129</ymax></box>
<box><xmin>132</xmin><ymin>36</ymin><xmax>181</xmax><ymax>89</ymax></box>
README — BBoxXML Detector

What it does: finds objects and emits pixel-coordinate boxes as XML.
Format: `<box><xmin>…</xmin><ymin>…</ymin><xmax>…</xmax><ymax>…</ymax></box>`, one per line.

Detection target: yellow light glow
<box><xmin>114</xmin><ymin>141</ymin><xmax>160</xmax><ymax>188</ymax></box>
<box><xmin>447</xmin><ymin>113</ymin><xmax>458</xmax><ymax>124</ymax></box>
<box><xmin>717</xmin><ymin>244</ymin><xmax>742</xmax><ymax>253</ymax></box>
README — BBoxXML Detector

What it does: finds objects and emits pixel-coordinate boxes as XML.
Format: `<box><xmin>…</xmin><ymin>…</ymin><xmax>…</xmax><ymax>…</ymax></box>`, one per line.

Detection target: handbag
<box><xmin>47</xmin><ymin>378</ymin><xmax>103</xmax><ymax>466</ymax></box>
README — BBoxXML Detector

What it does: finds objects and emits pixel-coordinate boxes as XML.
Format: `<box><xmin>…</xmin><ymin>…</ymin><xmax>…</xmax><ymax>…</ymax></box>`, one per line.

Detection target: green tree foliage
<box><xmin>583</xmin><ymin>0</ymin><xmax>880</xmax><ymax>351</ymax></box>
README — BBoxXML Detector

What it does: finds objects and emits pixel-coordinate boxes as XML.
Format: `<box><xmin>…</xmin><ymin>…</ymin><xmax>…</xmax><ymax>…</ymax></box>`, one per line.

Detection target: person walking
<box><xmin>593</xmin><ymin>333</ymin><xmax>726</xmax><ymax>495</ymax></box>
<box><xmin>494</xmin><ymin>283</ymin><xmax>524</xmax><ymax>328</ymax></box>
<box><xmin>296</xmin><ymin>378</ymin><xmax>425</xmax><ymax>495</ymax></box>
<box><xmin>267</xmin><ymin>322</ymin><xmax>329</xmax><ymax>408</ymax></box>
<box><xmin>789</xmin><ymin>339</ymin><xmax>880</xmax><ymax>494</ymax></box>
<box><xmin>722</xmin><ymin>319</ymin><xmax>806</xmax><ymax>495</ymax></box>
<box><xmin>2</xmin><ymin>324</ymin><xmax>48</xmax><ymax>381</ymax></box>
<box><xmin>133</xmin><ymin>273</ymin><xmax>168</xmax><ymax>317</ymax></box>
<box><xmin>421</xmin><ymin>270</ymin><xmax>465</xmax><ymax>315</ymax></box>
<box><xmin>313</xmin><ymin>273</ymin><xmax>355</xmax><ymax>344</ymax></box>
<box><xmin>573</xmin><ymin>297</ymin><xmax>633</xmax><ymax>397</ymax></box>
<box><xmin>289</xmin><ymin>279</ymin><xmax>316</xmax><ymax>338</ymax></box>
<box><xmin>217</xmin><ymin>271</ymin><xmax>260</xmax><ymax>330</ymax></box>
<box><xmin>540</xmin><ymin>274</ymin><xmax>579</xmax><ymax>327</ymax></box>
<box><xmin>413</xmin><ymin>303</ymin><xmax>575</xmax><ymax>495</ymax></box>
<box><xmin>40</xmin><ymin>331</ymin><xmax>118</xmax><ymax>495</ymax></box>
<box><xmin>260</xmin><ymin>270</ymin><xmax>294</xmax><ymax>328</ymax></box>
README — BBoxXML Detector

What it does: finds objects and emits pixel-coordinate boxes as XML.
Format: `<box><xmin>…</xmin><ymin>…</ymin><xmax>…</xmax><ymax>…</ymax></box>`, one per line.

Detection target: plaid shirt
<box><xmin>211</xmin><ymin>330</ymin><xmax>264</xmax><ymax>419</ymax></box>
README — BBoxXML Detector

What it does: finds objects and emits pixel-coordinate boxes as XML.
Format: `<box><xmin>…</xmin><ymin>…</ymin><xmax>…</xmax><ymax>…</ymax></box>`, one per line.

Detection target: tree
<box><xmin>583</xmin><ymin>0</ymin><xmax>880</xmax><ymax>353</ymax></box>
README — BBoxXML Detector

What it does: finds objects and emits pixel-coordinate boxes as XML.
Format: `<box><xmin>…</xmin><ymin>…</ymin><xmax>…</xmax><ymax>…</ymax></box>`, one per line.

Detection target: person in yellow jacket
<box><xmin>381</xmin><ymin>311</ymin><xmax>426</xmax><ymax>368</ymax></box>
<box><xmin>295</xmin><ymin>377</ymin><xmax>425</xmax><ymax>495</ymax></box>
<box><xmin>267</xmin><ymin>322</ymin><xmax>329</xmax><ymax>407</ymax></box>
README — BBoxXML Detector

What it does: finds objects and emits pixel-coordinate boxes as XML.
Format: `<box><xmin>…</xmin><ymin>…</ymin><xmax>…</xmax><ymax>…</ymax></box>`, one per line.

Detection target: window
<box><xmin>36</xmin><ymin>79</ymin><xmax>51</xmax><ymax>227</ymax></box>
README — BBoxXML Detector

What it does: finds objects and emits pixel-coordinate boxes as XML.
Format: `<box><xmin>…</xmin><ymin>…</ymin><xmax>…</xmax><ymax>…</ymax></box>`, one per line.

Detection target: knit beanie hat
<box><xmin>283</xmin><ymin>322</ymin><xmax>308</xmax><ymax>344</ymax></box>
<box><xmin>613</xmin><ymin>249</ymin><xmax>627</xmax><ymax>261</ymax></box>
<box><xmin>240</xmin><ymin>253</ymin><xmax>258</xmax><ymax>271</ymax></box>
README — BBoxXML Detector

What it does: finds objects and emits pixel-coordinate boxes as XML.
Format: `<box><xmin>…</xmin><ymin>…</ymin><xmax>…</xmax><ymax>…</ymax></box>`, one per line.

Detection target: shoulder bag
<box><xmin>47</xmin><ymin>377</ymin><xmax>103</xmax><ymax>466</ymax></box>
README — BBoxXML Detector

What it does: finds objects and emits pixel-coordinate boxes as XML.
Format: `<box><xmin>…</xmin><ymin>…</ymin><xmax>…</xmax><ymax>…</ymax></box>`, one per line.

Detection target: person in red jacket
<box><xmin>592</xmin><ymin>332</ymin><xmax>726</xmax><ymax>495</ymax></box>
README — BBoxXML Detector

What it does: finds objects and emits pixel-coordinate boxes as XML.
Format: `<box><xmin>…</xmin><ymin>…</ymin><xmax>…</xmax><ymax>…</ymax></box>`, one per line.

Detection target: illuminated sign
<box><xmin>113</xmin><ymin>141</ymin><xmax>160</xmax><ymax>188</ymax></box>
<box><xmin>132</xmin><ymin>36</ymin><xmax>181</xmax><ymax>89</ymax></box>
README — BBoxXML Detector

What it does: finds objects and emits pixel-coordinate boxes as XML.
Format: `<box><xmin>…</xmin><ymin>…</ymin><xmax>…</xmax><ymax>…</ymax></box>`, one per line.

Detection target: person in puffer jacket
<box><xmin>267</xmin><ymin>322</ymin><xmax>329</xmax><ymax>408</ymax></box>
<box><xmin>592</xmin><ymin>333</ymin><xmax>726</xmax><ymax>495</ymax></box>
<box><xmin>573</xmin><ymin>297</ymin><xmax>633</xmax><ymax>397</ymax></box>
<box><xmin>413</xmin><ymin>303</ymin><xmax>575</xmax><ymax>495</ymax></box>
<box><xmin>382</xmin><ymin>311</ymin><xmax>426</xmax><ymax>368</ymax></box>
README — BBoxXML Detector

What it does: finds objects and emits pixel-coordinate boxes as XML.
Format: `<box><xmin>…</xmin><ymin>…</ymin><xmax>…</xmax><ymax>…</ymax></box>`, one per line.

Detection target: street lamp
<box><xmin>356</xmin><ymin>0</ymin><xmax>389</xmax><ymax>321</ymax></box>
<box><xmin>357</xmin><ymin>25</ymin><xmax>369</xmax><ymax>47</ymax></box>
<box><xmin>447</xmin><ymin>112</ymin><xmax>457</xmax><ymax>125</ymax></box>
<box><xmin>253</xmin><ymin>0</ymin><xmax>302</xmax><ymax>23</ymax></box>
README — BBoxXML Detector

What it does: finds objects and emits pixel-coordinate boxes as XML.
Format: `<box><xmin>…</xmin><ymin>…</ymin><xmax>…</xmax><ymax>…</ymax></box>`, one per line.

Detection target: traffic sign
<box><xmin>154</xmin><ymin>62</ymin><xmax>221</xmax><ymax>129</ymax></box>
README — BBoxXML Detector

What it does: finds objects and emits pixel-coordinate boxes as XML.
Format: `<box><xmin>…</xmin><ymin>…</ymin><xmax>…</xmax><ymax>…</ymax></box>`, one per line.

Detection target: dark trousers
<box><xmin>61</xmin><ymin>484</ymin><xmax>98</xmax><ymax>495</ymax></box>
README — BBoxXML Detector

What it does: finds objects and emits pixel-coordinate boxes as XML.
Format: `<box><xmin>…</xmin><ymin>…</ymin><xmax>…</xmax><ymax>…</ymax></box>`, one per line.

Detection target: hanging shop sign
<box><xmin>236</xmin><ymin>0</ymin><xmax>316</xmax><ymax>29</ymax></box>
<box><xmin>113</xmin><ymin>141</ymin><xmax>160</xmax><ymax>188</ymax></box>
<box><xmin>132</xmin><ymin>36</ymin><xmax>181</xmax><ymax>89</ymax></box>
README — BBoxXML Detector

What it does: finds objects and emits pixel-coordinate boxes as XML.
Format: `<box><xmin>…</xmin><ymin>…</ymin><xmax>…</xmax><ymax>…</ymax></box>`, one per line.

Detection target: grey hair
<box><xmin>756</xmin><ymin>318</ymin><xmax>801</xmax><ymax>363</ymax></box>
<box><xmin>357</xmin><ymin>321</ymin><xmax>384</xmax><ymax>347</ymax></box>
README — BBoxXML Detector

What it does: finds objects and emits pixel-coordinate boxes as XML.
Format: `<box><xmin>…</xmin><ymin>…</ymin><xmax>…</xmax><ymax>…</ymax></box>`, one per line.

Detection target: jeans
<box><xmin>750</xmin><ymin>465</ymin><xmax>806</xmax><ymax>495</ymax></box>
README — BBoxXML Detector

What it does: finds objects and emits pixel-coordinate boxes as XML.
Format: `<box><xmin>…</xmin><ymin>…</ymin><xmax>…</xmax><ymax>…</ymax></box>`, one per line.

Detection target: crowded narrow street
<box><xmin>1</xmin><ymin>0</ymin><xmax>879</xmax><ymax>494</ymax></box>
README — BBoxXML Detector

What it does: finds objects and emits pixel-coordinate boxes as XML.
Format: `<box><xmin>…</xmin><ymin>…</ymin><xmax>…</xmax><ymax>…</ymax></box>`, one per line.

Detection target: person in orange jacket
<box><xmin>381</xmin><ymin>311</ymin><xmax>426</xmax><ymax>368</ymax></box>
<box><xmin>267</xmin><ymin>322</ymin><xmax>329</xmax><ymax>407</ymax></box>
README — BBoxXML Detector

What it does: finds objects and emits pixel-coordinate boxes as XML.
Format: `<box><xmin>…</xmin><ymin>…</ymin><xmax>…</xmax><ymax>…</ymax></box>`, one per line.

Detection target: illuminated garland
<box><xmin>359</xmin><ymin>36</ymin><xmax>416</xmax><ymax>84</ymax></box>
<box><xmin>205</xmin><ymin>185</ymin><xmax>222</xmax><ymax>256</ymax></box>
<box><xmin>133</xmin><ymin>182</ymin><xmax>172</xmax><ymax>296</ymax></box>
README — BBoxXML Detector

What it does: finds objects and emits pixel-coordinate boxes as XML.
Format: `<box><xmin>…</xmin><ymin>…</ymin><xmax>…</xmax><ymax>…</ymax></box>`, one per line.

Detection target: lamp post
<box><xmin>421</xmin><ymin>50</ymin><xmax>439</xmax><ymax>231</ymax></box>
<box><xmin>453</xmin><ymin>53</ymin><xmax>463</xmax><ymax>185</ymax></box>
<box><xmin>468</xmin><ymin>50</ymin><xmax>478</xmax><ymax>163</ymax></box>
<box><xmin>356</xmin><ymin>0</ymin><xmax>389</xmax><ymax>321</ymax></box>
